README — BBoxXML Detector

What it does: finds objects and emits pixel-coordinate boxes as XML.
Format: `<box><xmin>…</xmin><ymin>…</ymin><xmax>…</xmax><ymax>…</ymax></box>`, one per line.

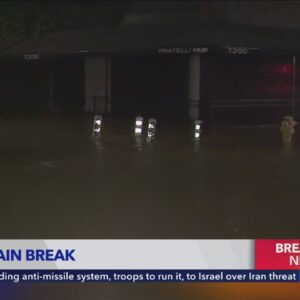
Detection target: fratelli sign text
<box><xmin>158</xmin><ymin>47</ymin><xmax>209</xmax><ymax>54</ymax></box>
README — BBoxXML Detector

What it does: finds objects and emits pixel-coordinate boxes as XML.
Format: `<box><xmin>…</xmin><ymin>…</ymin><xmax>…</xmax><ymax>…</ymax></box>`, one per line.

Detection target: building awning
<box><xmin>2</xmin><ymin>21</ymin><xmax>300</xmax><ymax>58</ymax></box>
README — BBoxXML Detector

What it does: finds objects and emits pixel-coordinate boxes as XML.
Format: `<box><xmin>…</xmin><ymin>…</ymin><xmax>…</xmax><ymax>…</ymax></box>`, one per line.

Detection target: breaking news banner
<box><xmin>0</xmin><ymin>240</ymin><xmax>299</xmax><ymax>283</ymax></box>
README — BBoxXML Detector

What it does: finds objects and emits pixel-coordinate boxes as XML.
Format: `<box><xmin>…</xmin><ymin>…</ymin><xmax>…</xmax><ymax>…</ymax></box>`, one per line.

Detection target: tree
<box><xmin>0</xmin><ymin>1</ymin><xmax>133</xmax><ymax>41</ymax></box>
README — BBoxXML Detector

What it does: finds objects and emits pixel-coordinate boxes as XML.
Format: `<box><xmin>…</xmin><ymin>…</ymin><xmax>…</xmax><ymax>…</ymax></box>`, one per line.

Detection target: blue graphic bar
<box><xmin>0</xmin><ymin>270</ymin><xmax>298</xmax><ymax>283</ymax></box>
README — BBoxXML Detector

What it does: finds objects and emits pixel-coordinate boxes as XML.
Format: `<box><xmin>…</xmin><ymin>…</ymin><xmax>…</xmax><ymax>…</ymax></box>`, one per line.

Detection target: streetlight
<box><xmin>147</xmin><ymin>118</ymin><xmax>157</xmax><ymax>142</ymax></box>
<box><xmin>133</xmin><ymin>116</ymin><xmax>144</xmax><ymax>151</ymax></box>
<box><xmin>93</xmin><ymin>115</ymin><xmax>102</xmax><ymax>136</ymax></box>
<box><xmin>194</xmin><ymin>120</ymin><xmax>203</xmax><ymax>140</ymax></box>
<box><xmin>134</xmin><ymin>116</ymin><xmax>143</xmax><ymax>135</ymax></box>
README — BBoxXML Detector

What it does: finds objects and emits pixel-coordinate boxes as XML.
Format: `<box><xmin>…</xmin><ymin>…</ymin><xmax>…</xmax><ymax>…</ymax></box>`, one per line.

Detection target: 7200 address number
<box><xmin>227</xmin><ymin>47</ymin><xmax>248</xmax><ymax>55</ymax></box>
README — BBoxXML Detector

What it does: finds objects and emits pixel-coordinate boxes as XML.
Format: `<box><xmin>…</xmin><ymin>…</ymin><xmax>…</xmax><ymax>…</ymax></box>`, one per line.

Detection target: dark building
<box><xmin>1</xmin><ymin>1</ymin><xmax>300</xmax><ymax>125</ymax></box>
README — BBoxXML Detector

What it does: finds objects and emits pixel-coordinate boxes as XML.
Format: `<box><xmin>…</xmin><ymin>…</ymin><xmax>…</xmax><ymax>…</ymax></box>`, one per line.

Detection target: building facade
<box><xmin>1</xmin><ymin>1</ymin><xmax>300</xmax><ymax>126</ymax></box>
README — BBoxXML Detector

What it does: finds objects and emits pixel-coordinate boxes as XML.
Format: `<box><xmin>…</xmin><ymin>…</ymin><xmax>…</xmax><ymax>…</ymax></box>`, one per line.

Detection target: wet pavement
<box><xmin>0</xmin><ymin>116</ymin><xmax>299</xmax><ymax>239</ymax></box>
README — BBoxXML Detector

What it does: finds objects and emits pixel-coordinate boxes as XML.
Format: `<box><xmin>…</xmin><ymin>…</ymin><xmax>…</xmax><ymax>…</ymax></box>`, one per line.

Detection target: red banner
<box><xmin>255</xmin><ymin>239</ymin><xmax>300</xmax><ymax>270</ymax></box>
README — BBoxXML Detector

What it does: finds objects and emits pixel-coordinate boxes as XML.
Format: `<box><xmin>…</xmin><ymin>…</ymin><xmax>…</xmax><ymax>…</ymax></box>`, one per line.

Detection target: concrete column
<box><xmin>85</xmin><ymin>56</ymin><xmax>111</xmax><ymax>114</ymax></box>
<box><xmin>48</xmin><ymin>66</ymin><xmax>54</xmax><ymax>111</ymax></box>
<box><xmin>105</xmin><ymin>56</ymin><xmax>112</xmax><ymax>114</ymax></box>
<box><xmin>188</xmin><ymin>53</ymin><xmax>201</xmax><ymax>120</ymax></box>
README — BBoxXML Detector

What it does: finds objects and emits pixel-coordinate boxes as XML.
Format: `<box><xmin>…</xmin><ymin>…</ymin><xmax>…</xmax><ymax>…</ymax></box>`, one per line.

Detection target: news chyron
<box><xmin>0</xmin><ymin>240</ymin><xmax>299</xmax><ymax>283</ymax></box>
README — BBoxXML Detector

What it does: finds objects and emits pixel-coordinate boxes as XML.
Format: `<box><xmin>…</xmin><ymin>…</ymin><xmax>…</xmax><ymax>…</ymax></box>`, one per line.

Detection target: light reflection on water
<box><xmin>0</xmin><ymin>117</ymin><xmax>299</xmax><ymax>239</ymax></box>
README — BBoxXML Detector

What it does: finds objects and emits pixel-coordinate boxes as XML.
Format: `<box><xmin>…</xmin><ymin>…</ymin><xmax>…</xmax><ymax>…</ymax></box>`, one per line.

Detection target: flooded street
<box><xmin>3</xmin><ymin>2</ymin><xmax>300</xmax><ymax>299</ymax></box>
<box><xmin>0</xmin><ymin>116</ymin><xmax>299</xmax><ymax>239</ymax></box>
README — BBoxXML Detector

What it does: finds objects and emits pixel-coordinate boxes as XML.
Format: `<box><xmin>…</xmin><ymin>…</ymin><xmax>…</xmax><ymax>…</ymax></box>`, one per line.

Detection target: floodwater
<box><xmin>0</xmin><ymin>116</ymin><xmax>299</xmax><ymax>239</ymax></box>
<box><xmin>1</xmin><ymin>116</ymin><xmax>300</xmax><ymax>300</ymax></box>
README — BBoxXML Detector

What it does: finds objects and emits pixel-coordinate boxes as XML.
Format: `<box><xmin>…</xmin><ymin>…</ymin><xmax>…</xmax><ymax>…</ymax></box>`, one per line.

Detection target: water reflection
<box><xmin>92</xmin><ymin>136</ymin><xmax>104</xmax><ymax>151</ymax></box>
<box><xmin>281</xmin><ymin>142</ymin><xmax>294</xmax><ymax>158</ymax></box>
<box><xmin>133</xmin><ymin>135</ymin><xmax>143</xmax><ymax>151</ymax></box>
<box><xmin>193</xmin><ymin>139</ymin><xmax>200</xmax><ymax>153</ymax></box>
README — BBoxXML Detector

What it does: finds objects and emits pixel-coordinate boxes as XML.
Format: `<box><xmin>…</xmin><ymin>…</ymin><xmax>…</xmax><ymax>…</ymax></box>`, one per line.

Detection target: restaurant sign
<box><xmin>158</xmin><ymin>47</ymin><xmax>208</xmax><ymax>54</ymax></box>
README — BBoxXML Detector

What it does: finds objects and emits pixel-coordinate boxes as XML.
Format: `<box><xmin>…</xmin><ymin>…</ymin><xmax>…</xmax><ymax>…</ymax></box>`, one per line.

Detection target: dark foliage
<box><xmin>0</xmin><ymin>1</ymin><xmax>133</xmax><ymax>41</ymax></box>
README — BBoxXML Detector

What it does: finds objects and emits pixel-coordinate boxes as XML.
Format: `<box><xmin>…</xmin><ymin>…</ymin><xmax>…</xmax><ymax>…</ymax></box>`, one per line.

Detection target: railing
<box><xmin>211</xmin><ymin>98</ymin><xmax>294</xmax><ymax>109</ymax></box>
<box><xmin>210</xmin><ymin>98</ymin><xmax>296</xmax><ymax>126</ymax></box>
<box><xmin>85</xmin><ymin>96</ymin><xmax>111</xmax><ymax>115</ymax></box>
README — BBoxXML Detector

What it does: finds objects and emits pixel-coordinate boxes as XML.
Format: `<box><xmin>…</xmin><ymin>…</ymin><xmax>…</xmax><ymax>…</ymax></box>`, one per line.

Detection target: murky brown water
<box><xmin>0</xmin><ymin>116</ymin><xmax>299</xmax><ymax>239</ymax></box>
<box><xmin>1</xmin><ymin>116</ymin><xmax>300</xmax><ymax>299</ymax></box>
